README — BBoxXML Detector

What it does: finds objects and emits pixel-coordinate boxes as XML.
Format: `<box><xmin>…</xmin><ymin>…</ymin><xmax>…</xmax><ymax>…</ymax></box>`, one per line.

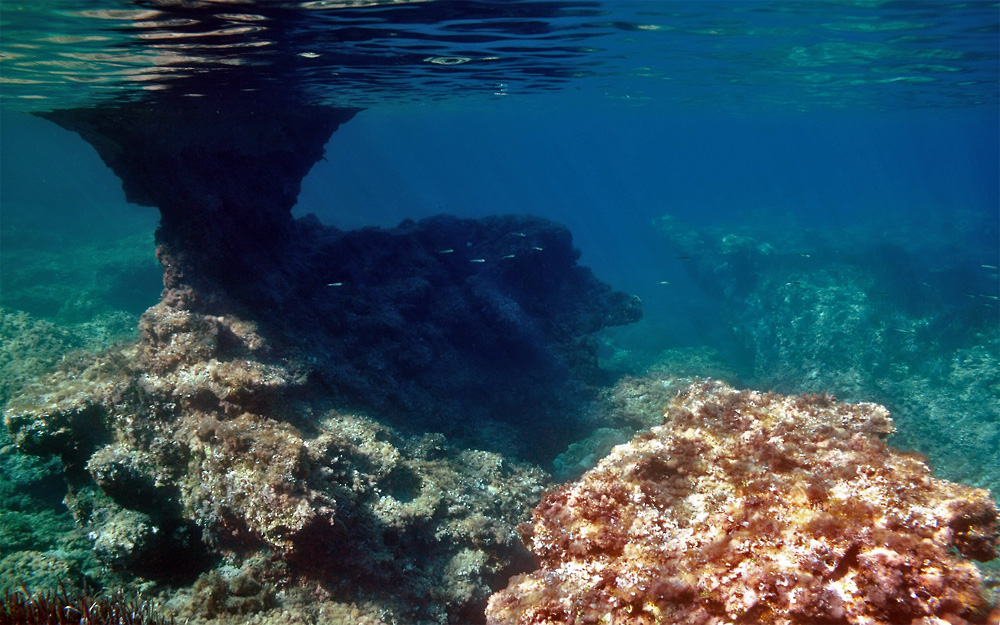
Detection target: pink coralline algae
<box><xmin>486</xmin><ymin>380</ymin><xmax>999</xmax><ymax>625</ymax></box>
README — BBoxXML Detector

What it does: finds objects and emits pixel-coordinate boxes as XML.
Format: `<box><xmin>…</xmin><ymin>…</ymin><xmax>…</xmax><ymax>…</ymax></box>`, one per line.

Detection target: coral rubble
<box><xmin>487</xmin><ymin>380</ymin><xmax>999</xmax><ymax>625</ymax></box>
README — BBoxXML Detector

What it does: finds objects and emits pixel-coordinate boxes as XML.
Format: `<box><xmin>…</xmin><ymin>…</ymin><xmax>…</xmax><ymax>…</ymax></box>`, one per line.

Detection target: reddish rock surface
<box><xmin>487</xmin><ymin>380</ymin><xmax>999</xmax><ymax>625</ymax></box>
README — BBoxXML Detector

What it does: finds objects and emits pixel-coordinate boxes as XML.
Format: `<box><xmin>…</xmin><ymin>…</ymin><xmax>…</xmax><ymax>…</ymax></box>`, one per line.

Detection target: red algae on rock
<box><xmin>486</xmin><ymin>379</ymin><xmax>999</xmax><ymax>625</ymax></box>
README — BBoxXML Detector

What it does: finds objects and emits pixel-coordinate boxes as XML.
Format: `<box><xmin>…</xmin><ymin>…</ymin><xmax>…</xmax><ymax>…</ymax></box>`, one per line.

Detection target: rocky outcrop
<box><xmin>5</xmin><ymin>98</ymin><xmax>642</xmax><ymax>622</ymax></box>
<box><xmin>487</xmin><ymin>380</ymin><xmax>999</xmax><ymax>624</ymax></box>
<box><xmin>38</xmin><ymin>100</ymin><xmax>641</xmax><ymax>456</ymax></box>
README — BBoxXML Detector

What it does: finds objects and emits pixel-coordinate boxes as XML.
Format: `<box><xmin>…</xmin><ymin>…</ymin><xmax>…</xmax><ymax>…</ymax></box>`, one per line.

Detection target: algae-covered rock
<box><xmin>0</xmin><ymin>222</ymin><xmax>158</xmax><ymax>330</ymax></box>
<box><xmin>4</xmin><ymin>97</ymin><xmax>645</xmax><ymax>623</ymax></box>
<box><xmin>881</xmin><ymin>335</ymin><xmax>1000</xmax><ymax>496</ymax></box>
<box><xmin>65</xmin><ymin>484</ymin><xmax>209</xmax><ymax>582</ymax></box>
<box><xmin>0</xmin><ymin>551</ymin><xmax>84</xmax><ymax>595</ymax></box>
<box><xmin>551</xmin><ymin>427</ymin><xmax>632</xmax><ymax>482</ymax></box>
<box><xmin>0</xmin><ymin>428</ymin><xmax>101</xmax><ymax>595</ymax></box>
<box><xmin>488</xmin><ymin>380</ymin><xmax>999</xmax><ymax>624</ymax></box>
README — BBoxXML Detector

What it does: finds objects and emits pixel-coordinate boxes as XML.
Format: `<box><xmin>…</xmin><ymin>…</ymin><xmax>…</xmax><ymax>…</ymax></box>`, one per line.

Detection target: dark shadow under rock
<box><xmin>281</xmin><ymin>213</ymin><xmax>642</xmax><ymax>457</ymax></box>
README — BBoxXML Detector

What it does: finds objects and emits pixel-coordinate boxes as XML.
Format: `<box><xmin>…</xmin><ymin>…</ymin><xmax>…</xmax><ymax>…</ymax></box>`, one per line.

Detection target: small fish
<box><xmin>893</xmin><ymin>328</ymin><xmax>915</xmax><ymax>334</ymax></box>
<box><xmin>676</xmin><ymin>256</ymin><xmax>692</xmax><ymax>261</ymax></box>
<box><xmin>657</xmin><ymin>280</ymin><xmax>671</xmax><ymax>285</ymax></box>
<box><xmin>785</xmin><ymin>281</ymin><xmax>802</xmax><ymax>286</ymax></box>
<box><xmin>982</xmin><ymin>264</ymin><xmax>998</xmax><ymax>270</ymax></box>
<box><xmin>437</xmin><ymin>249</ymin><xmax>454</xmax><ymax>254</ymax></box>
<box><xmin>513</xmin><ymin>232</ymin><xmax>526</xmax><ymax>237</ymax></box>
<box><xmin>502</xmin><ymin>254</ymin><xmax>516</xmax><ymax>259</ymax></box>
<box><xmin>979</xmin><ymin>294</ymin><xmax>999</xmax><ymax>300</ymax></box>
<box><xmin>532</xmin><ymin>246</ymin><xmax>544</xmax><ymax>251</ymax></box>
<box><xmin>873</xmin><ymin>292</ymin><xmax>889</xmax><ymax>296</ymax></box>
<box><xmin>326</xmin><ymin>282</ymin><xmax>343</xmax><ymax>287</ymax></box>
<box><xmin>799</xmin><ymin>253</ymin><xmax>811</xmax><ymax>258</ymax></box>
<box><xmin>965</xmin><ymin>293</ymin><xmax>977</xmax><ymax>299</ymax></box>
<box><xmin>470</xmin><ymin>258</ymin><xmax>486</xmax><ymax>263</ymax></box>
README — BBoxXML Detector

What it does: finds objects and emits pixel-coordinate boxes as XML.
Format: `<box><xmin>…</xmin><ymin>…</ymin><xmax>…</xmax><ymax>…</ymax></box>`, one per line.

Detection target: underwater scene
<box><xmin>0</xmin><ymin>1</ymin><xmax>998</xmax><ymax>624</ymax></box>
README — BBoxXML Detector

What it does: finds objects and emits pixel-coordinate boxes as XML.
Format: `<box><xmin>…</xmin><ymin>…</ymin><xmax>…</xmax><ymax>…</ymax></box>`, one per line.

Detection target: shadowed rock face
<box><xmin>37</xmin><ymin>98</ymin><xmax>641</xmax><ymax>458</ymax></box>
<box><xmin>286</xmin><ymin>213</ymin><xmax>643</xmax><ymax>455</ymax></box>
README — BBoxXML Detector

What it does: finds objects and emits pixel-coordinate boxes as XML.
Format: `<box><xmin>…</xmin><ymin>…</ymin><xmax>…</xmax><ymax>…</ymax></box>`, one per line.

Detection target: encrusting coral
<box><xmin>486</xmin><ymin>379</ymin><xmax>999</xmax><ymax>625</ymax></box>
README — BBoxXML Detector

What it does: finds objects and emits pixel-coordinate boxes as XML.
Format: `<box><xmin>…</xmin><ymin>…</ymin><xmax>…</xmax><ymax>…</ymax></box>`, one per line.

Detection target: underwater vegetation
<box><xmin>0</xmin><ymin>584</ymin><xmax>173</xmax><ymax>625</ymax></box>
<box><xmin>487</xmin><ymin>380</ymin><xmax>999</xmax><ymax>625</ymax></box>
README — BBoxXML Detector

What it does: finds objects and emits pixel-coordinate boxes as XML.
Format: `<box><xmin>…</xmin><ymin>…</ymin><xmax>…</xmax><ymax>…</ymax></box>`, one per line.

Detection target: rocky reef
<box><xmin>3</xmin><ymin>98</ymin><xmax>641</xmax><ymax>623</ymax></box>
<box><xmin>487</xmin><ymin>380</ymin><xmax>999</xmax><ymax>624</ymax></box>
<box><xmin>1</xmin><ymin>207</ymin><xmax>642</xmax><ymax>622</ymax></box>
<box><xmin>3</xmin><ymin>311</ymin><xmax>550</xmax><ymax>621</ymax></box>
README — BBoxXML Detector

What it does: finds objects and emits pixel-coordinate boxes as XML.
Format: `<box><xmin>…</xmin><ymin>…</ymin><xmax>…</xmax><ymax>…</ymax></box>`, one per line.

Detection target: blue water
<box><xmin>5</xmin><ymin>99</ymin><xmax>997</xmax><ymax>353</ymax></box>
<box><xmin>295</xmin><ymin>101</ymin><xmax>999</xmax><ymax>287</ymax></box>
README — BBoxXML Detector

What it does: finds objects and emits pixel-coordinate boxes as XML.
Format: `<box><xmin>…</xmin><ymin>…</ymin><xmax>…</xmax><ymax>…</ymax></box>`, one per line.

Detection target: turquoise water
<box><xmin>1</xmin><ymin>1</ymin><xmax>998</xmax><ymax>623</ymax></box>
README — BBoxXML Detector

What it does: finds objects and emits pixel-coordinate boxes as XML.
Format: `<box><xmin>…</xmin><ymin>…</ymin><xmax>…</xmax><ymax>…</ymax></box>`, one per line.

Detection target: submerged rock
<box><xmin>38</xmin><ymin>98</ymin><xmax>360</xmax><ymax>287</ymax></box>
<box><xmin>38</xmin><ymin>98</ymin><xmax>641</xmax><ymax>457</ymax></box>
<box><xmin>487</xmin><ymin>380</ymin><xmax>999</xmax><ymax>624</ymax></box>
<box><xmin>6</xmin><ymin>97</ymin><xmax>643</xmax><ymax>621</ymax></box>
<box><xmin>5</xmin><ymin>340</ymin><xmax>551</xmax><ymax>620</ymax></box>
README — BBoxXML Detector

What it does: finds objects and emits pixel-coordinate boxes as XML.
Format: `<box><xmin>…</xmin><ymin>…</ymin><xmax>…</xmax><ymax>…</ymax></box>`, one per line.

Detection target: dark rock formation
<box><xmin>6</xmin><ymin>97</ymin><xmax>641</xmax><ymax>619</ymax></box>
<box><xmin>38</xmin><ymin>97</ymin><xmax>360</xmax><ymax>295</ymax></box>
<box><xmin>285</xmin><ymin>213</ymin><xmax>641</xmax><ymax>455</ymax></box>
<box><xmin>39</xmin><ymin>98</ymin><xmax>641</xmax><ymax>457</ymax></box>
